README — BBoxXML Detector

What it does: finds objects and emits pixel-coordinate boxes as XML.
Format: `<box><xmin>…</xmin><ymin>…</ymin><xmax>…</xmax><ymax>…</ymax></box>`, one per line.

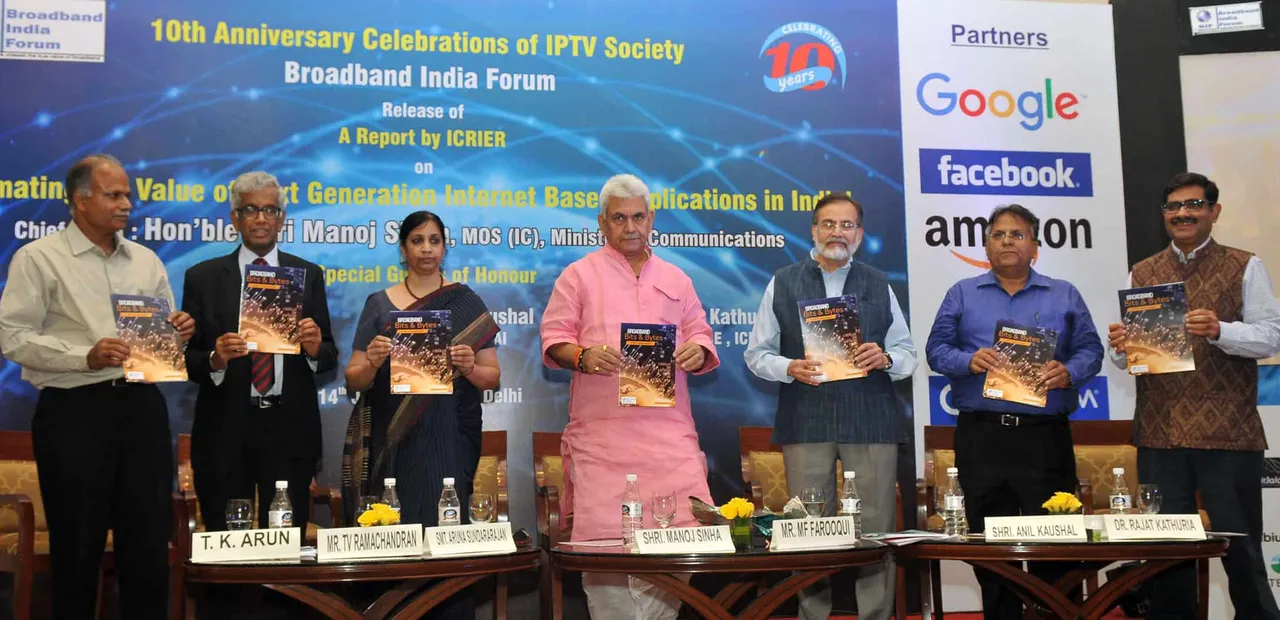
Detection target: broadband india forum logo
<box><xmin>759</xmin><ymin>22</ymin><xmax>847</xmax><ymax>93</ymax></box>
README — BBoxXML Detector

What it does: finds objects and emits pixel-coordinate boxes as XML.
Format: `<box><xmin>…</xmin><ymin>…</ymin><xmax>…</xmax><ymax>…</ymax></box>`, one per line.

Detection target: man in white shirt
<box><xmin>745</xmin><ymin>194</ymin><xmax>917</xmax><ymax>620</ymax></box>
<box><xmin>0</xmin><ymin>154</ymin><xmax>194</xmax><ymax>619</ymax></box>
<box><xmin>1107</xmin><ymin>172</ymin><xmax>1280</xmax><ymax>619</ymax></box>
<box><xmin>182</xmin><ymin>171</ymin><xmax>337</xmax><ymax>531</ymax></box>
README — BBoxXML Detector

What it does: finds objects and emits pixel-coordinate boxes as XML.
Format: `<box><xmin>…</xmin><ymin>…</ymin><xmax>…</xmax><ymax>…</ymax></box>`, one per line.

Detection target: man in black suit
<box><xmin>183</xmin><ymin>170</ymin><xmax>338</xmax><ymax>530</ymax></box>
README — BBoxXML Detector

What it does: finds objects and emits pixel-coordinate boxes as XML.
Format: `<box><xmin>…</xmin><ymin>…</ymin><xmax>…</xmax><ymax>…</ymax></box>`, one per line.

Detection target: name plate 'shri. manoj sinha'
<box><xmin>317</xmin><ymin>524</ymin><xmax>425</xmax><ymax>561</ymax></box>
<box><xmin>984</xmin><ymin>515</ymin><xmax>1086</xmax><ymax>542</ymax></box>
<box><xmin>1103</xmin><ymin>513</ymin><xmax>1207</xmax><ymax>541</ymax></box>
<box><xmin>770</xmin><ymin>516</ymin><xmax>858</xmax><ymax>551</ymax></box>
<box><xmin>191</xmin><ymin>527</ymin><xmax>302</xmax><ymax>563</ymax></box>
<box><xmin>634</xmin><ymin>526</ymin><xmax>734</xmax><ymax>554</ymax></box>
<box><xmin>423</xmin><ymin>522</ymin><xmax>517</xmax><ymax>557</ymax></box>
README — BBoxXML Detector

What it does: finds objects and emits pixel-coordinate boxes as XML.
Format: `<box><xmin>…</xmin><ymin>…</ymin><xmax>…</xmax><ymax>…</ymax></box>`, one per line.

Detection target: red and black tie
<box><xmin>250</xmin><ymin>258</ymin><xmax>274</xmax><ymax>394</ymax></box>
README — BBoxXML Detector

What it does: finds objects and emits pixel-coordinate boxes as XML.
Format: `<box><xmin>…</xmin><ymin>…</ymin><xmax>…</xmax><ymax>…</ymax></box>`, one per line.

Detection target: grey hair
<box><xmin>597</xmin><ymin>174</ymin><xmax>650</xmax><ymax>214</ymax></box>
<box><xmin>64</xmin><ymin>153</ymin><xmax>124</xmax><ymax>212</ymax></box>
<box><xmin>229</xmin><ymin>171</ymin><xmax>289</xmax><ymax>210</ymax></box>
<box><xmin>985</xmin><ymin>203</ymin><xmax>1041</xmax><ymax>243</ymax></box>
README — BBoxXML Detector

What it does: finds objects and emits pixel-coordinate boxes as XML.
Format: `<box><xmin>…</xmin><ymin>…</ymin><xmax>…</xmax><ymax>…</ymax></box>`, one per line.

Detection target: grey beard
<box><xmin>819</xmin><ymin>241</ymin><xmax>857</xmax><ymax>261</ymax></box>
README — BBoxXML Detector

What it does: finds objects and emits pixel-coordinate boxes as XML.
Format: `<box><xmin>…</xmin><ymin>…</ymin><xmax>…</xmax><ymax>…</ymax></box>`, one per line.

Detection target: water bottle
<box><xmin>1110</xmin><ymin>467</ymin><xmax>1132</xmax><ymax>514</ymax></box>
<box><xmin>622</xmin><ymin>474</ymin><xmax>643</xmax><ymax>546</ymax></box>
<box><xmin>942</xmin><ymin>467</ymin><xmax>968</xmax><ymax>536</ymax></box>
<box><xmin>382</xmin><ymin>478</ymin><xmax>401</xmax><ymax>515</ymax></box>
<box><xmin>438</xmin><ymin>477</ymin><xmax>461</xmax><ymax>526</ymax></box>
<box><xmin>838</xmin><ymin>470</ymin><xmax>863</xmax><ymax>538</ymax></box>
<box><xmin>268</xmin><ymin>480</ymin><xmax>293</xmax><ymax>528</ymax></box>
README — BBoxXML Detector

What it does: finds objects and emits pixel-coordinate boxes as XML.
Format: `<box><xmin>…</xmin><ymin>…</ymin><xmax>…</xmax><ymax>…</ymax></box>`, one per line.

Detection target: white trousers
<box><xmin>582</xmin><ymin>572</ymin><xmax>687</xmax><ymax>619</ymax></box>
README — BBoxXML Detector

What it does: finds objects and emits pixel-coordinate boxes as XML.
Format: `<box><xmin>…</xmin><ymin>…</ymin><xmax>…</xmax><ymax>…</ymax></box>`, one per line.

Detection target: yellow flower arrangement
<box><xmin>719</xmin><ymin>497</ymin><xmax>755</xmax><ymax>520</ymax></box>
<box><xmin>1041</xmin><ymin>492</ymin><xmax>1083</xmax><ymax>515</ymax></box>
<box><xmin>358</xmin><ymin>503</ymin><xmax>402</xmax><ymax>527</ymax></box>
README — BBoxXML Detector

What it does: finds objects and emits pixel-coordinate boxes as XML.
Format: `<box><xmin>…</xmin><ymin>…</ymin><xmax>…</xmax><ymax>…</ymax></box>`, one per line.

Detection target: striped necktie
<box><xmin>249</xmin><ymin>258</ymin><xmax>274</xmax><ymax>395</ymax></box>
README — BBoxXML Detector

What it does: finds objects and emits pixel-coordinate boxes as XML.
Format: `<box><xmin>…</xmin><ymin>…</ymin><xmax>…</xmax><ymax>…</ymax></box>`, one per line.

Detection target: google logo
<box><xmin>916</xmin><ymin>72</ymin><xmax>1079</xmax><ymax>131</ymax></box>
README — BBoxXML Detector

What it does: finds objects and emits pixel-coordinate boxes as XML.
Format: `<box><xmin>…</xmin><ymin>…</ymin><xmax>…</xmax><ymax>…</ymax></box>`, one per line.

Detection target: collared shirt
<box><xmin>926</xmin><ymin>269</ymin><xmax>1104</xmax><ymax>415</ymax></box>
<box><xmin>744</xmin><ymin>248</ymin><xmax>917</xmax><ymax>383</ymax></box>
<box><xmin>539</xmin><ymin>244</ymin><xmax>720</xmax><ymax>541</ymax></box>
<box><xmin>209</xmin><ymin>245</ymin><xmax>317</xmax><ymax>396</ymax></box>
<box><xmin>0</xmin><ymin>221</ymin><xmax>175</xmax><ymax>389</ymax></box>
<box><xmin>1109</xmin><ymin>238</ymin><xmax>1280</xmax><ymax>367</ymax></box>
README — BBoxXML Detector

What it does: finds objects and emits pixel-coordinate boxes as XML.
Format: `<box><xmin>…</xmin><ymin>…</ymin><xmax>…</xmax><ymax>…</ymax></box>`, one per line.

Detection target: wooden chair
<box><xmin>739</xmin><ymin>426</ymin><xmax>908</xmax><ymax>617</ymax></box>
<box><xmin>475</xmin><ymin>430</ymin><xmax>510</xmax><ymax>523</ymax></box>
<box><xmin>533</xmin><ymin>431</ymin><xmax>572</xmax><ymax>620</ymax></box>
<box><xmin>0</xmin><ymin>430</ymin><xmax>193</xmax><ymax>620</ymax></box>
<box><xmin>176</xmin><ymin>434</ymin><xmax>343</xmax><ymax>543</ymax></box>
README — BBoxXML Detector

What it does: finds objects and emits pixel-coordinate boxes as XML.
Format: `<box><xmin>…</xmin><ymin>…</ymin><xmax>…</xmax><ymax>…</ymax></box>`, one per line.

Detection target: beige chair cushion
<box><xmin>475</xmin><ymin>455</ymin><xmax>500</xmax><ymax>498</ymax></box>
<box><xmin>747</xmin><ymin>451</ymin><xmax>789</xmax><ymax>513</ymax></box>
<box><xmin>0</xmin><ymin>460</ymin><xmax>48</xmax><ymax>532</ymax></box>
<box><xmin>0</xmin><ymin>531</ymin><xmax>113</xmax><ymax>556</ymax></box>
<box><xmin>1074</xmin><ymin>445</ymin><xmax>1138</xmax><ymax>512</ymax></box>
<box><xmin>541</xmin><ymin>456</ymin><xmax>564</xmax><ymax>495</ymax></box>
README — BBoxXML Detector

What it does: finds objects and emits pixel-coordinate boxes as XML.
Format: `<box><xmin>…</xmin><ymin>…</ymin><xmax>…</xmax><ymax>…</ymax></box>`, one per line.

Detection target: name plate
<box><xmin>1103</xmin><ymin>513</ymin><xmax>1206</xmax><ymax>541</ymax></box>
<box><xmin>423</xmin><ymin>522</ymin><xmax>517</xmax><ymax>557</ymax></box>
<box><xmin>317</xmin><ymin>524</ymin><xmax>424</xmax><ymax>561</ymax></box>
<box><xmin>635</xmin><ymin>526</ymin><xmax>734</xmax><ymax>554</ymax></box>
<box><xmin>191</xmin><ymin>527</ymin><xmax>301</xmax><ymax>563</ymax></box>
<box><xmin>985</xmin><ymin>515</ymin><xmax>1086</xmax><ymax>542</ymax></box>
<box><xmin>770</xmin><ymin>516</ymin><xmax>857</xmax><ymax>551</ymax></box>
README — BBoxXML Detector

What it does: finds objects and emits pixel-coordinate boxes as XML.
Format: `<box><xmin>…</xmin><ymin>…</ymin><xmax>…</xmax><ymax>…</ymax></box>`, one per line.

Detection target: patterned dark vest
<box><xmin>771</xmin><ymin>258</ymin><xmax>902</xmax><ymax>445</ymax></box>
<box><xmin>1131</xmin><ymin>240</ymin><xmax>1264</xmax><ymax>450</ymax></box>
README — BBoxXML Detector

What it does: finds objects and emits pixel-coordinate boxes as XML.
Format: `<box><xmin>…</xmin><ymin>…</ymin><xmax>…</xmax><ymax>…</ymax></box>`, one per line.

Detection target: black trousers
<box><xmin>32</xmin><ymin>381</ymin><xmax>172</xmax><ymax>620</ymax></box>
<box><xmin>955</xmin><ymin>411</ymin><xmax>1078</xmax><ymax>620</ymax></box>
<box><xmin>193</xmin><ymin>403</ymin><xmax>316</xmax><ymax>532</ymax></box>
<box><xmin>1140</xmin><ymin>447</ymin><xmax>1280</xmax><ymax>619</ymax></box>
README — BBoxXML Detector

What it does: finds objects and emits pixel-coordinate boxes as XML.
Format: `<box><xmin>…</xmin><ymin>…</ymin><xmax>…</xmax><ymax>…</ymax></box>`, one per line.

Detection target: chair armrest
<box><xmin>0</xmin><ymin>494</ymin><xmax>36</xmax><ymax>563</ymax></box>
<box><xmin>1079</xmin><ymin>476</ymin><xmax>1094</xmax><ymax>514</ymax></box>
<box><xmin>536</xmin><ymin>481</ymin><xmax>564</xmax><ymax>546</ymax></box>
<box><xmin>496</xmin><ymin>457</ymin><xmax>510</xmax><ymax>524</ymax></box>
<box><xmin>915</xmin><ymin>478</ymin><xmax>929</xmax><ymax>530</ymax></box>
<box><xmin>741</xmin><ymin>454</ymin><xmax>754</xmax><ymax>500</ymax></box>
<box><xmin>310</xmin><ymin>485</ymin><xmax>344</xmax><ymax>528</ymax></box>
<box><xmin>750</xmin><ymin>481</ymin><xmax>766</xmax><ymax>513</ymax></box>
<box><xmin>895</xmin><ymin>482</ymin><xmax>905</xmax><ymax>531</ymax></box>
<box><xmin>169</xmin><ymin>493</ymin><xmax>196</xmax><ymax>560</ymax></box>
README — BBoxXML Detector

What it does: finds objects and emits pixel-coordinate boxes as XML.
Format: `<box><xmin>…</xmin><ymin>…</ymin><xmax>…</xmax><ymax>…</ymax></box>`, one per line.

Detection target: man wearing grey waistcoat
<box><xmin>745</xmin><ymin>193</ymin><xmax>917</xmax><ymax>620</ymax></box>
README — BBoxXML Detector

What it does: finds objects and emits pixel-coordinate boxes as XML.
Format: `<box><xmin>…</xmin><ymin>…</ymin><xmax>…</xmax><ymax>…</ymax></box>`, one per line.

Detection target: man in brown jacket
<box><xmin>1109</xmin><ymin>172</ymin><xmax>1280</xmax><ymax>619</ymax></box>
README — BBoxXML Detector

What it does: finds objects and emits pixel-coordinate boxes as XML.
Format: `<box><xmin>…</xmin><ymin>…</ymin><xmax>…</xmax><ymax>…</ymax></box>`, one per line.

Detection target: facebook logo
<box><xmin>927</xmin><ymin>375</ymin><xmax>1110</xmax><ymax>426</ymax></box>
<box><xmin>920</xmin><ymin>148</ymin><xmax>1093</xmax><ymax>197</ymax></box>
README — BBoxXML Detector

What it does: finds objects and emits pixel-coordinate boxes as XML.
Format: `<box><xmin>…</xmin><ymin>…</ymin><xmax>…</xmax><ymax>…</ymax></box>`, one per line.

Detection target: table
<box><xmin>550</xmin><ymin>541</ymin><xmax>890</xmax><ymax>620</ymax></box>
<box><xmin>894</xmin><ymin>537</ymin><xmax>1228</xmax><ymax>620</ymax></box>
<box><xmin>183</xmin><ymin>547</ymin><xmax>540</xmax><ymax>620</ymax></box>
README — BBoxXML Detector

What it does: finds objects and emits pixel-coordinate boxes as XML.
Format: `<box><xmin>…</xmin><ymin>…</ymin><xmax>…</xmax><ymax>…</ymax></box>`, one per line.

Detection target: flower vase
<box><xmin>731</xmin><ymin>517</ymin><xmax>751</xmax><ymax>551</ymax></box>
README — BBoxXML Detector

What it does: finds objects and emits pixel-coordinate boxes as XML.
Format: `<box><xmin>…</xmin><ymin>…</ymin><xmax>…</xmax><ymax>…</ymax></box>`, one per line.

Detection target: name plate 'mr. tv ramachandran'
<box><xmin>317</xmin><ymin>524</ymin><xmax>424</xmax><ymax>561</ymax></box>
<box><xmin>191</xmin><ymin>527</ymin><xmax>301</xmax><ymax>563</ymax></box>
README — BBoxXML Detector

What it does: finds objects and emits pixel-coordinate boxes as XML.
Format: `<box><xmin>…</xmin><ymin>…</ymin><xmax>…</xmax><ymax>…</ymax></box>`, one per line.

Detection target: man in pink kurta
<box><xmin>541</xmin><ymin>173</ymin><xmax>719</xmax><ymax>618</ymax></box>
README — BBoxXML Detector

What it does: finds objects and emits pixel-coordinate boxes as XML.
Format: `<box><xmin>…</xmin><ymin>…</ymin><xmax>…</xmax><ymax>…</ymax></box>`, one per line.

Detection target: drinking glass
<box><xmin>1138</xmin><ymin>484</ymin><xmax>1162</xmax><ymax>514</ymax></box>
<box><xmin>469</xmin><ymin>493</ymin><xmax>494</xmax><ymax>523</ymax></box>
<box><xmin>801</xmin><ymin>487</ymin><xmax>826</xmax><ymax>518</ymax></box>
<box><xmin>652</xmin><ymin>492</ymin><xmax>677</xmax><ymax>528</ymax></box>
<box><xmin>361</xmin><ymin>495</ymin><xmax>380</xmax><ymax>513</ymax></box>
<box><xmin>225</xmin><ymin>499</ymin><xmax>253</xmax><ymax>530</ymax></box>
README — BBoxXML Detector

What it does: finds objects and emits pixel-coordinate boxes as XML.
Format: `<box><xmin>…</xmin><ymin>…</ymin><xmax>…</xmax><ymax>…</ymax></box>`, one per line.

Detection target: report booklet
<box><xmin>983</xmin><ymin>321</ymin><xmax>1059</xmax><ymax>407</ymax></box>
<box><xmin>1118</xmin><ymin>282</ymin><xmax>1195</xmax><ymax>375</ymax></box>
<box><xmin>618</xmin><ymin>322</ymin><xmax>676</xmax><ymax>407</ymax></box>
<box><xmin>238</xmin><ymin>264</ymin><xmax>306</xmax><ymax>355</ymax></box>
<box><xmin>389</xmin><ymin>310</ymin><xmax>453</xmax><ymax>395</ymax></box>
<box><xmin>111</xmin><ymin>294</ymin><xmax>188</xmax><ymax>383</ymax></box>
<box><xmin>797</xmin><ymin>295</ymin><xmax>865</xmax><ymax>382</ymax></box>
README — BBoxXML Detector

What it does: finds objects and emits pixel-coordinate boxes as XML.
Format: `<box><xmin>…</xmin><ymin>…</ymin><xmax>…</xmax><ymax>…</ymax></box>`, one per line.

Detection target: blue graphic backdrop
<box><xmin>0</xmin><ymin>0</ymin><xmax>906</xmax><ymax>531</ymax></box>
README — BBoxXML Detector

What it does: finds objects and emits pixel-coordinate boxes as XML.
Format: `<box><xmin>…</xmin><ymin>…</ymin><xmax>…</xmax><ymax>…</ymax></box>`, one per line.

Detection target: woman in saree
<box><xmin>342</xmin><ymin>210</ymin><xmax>501</xmax><ymax>536</ymax></box>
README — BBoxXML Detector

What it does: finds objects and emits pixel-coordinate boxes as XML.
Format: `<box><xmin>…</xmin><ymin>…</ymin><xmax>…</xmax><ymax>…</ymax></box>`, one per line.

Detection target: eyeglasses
<box><xmin>1161</xmin><ymin>199</ymin><xmax>1210</xmax><ymax>213</ymax></box>
<box><xmin>236</xmin><ymin>205</ymin><xmax>283</xmax><ymax>219</ymax></box>
<box><xmin>817</xmin><ymin>220</ymin><xmax>860</xmax><ymax>231</ymax></box>
<box><xmin>988</xmin><ymin>230</ymin><xmax>1029</xmax><ymax>242</ymax></box>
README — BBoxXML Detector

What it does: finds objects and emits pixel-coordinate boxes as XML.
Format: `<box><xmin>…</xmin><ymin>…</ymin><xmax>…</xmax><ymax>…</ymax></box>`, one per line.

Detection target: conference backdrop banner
<box><xmin>898</xmin><ymin>0</ymin><xmax>1130</xmax><ymax>609</ymax></box>
<box><xmin>0</xmin><ymin>0</ymin><xmax>908</xmax><ymax>532</ymax></box>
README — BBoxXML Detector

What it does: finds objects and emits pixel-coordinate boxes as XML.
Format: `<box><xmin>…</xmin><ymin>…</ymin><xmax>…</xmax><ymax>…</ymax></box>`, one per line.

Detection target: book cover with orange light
<box><xmin>1119</xmin><ymin>282</ymin><xmax>1194</xmax><ymax>376</ymax></box>
<box><xmin>618</xmin><ymin>323</ymin><xmax>676</xmax><ymax>407</ymax></box>
<box><xmin>390</xmin><ymin>310</ymin><xmax>452</xmax><ymax>395</ymax></box>
<box><xmin>797</xmin><ymin>295</ymin><xmax>865</xmax><ymax>382</ymax></box>
<box><xmin>984</xmin><ymin>321</ymin><xmax>1059</xmax><ymax>407</ymax></box>
<box><xmin>238</xmin><ymin>264</ymin><xmax>305</xmax><ymax>355</ymax></box>
<box><xmin>112</xmin><ymin>294</ymin><xmax>187</xmax><ymax>383</ymax></box>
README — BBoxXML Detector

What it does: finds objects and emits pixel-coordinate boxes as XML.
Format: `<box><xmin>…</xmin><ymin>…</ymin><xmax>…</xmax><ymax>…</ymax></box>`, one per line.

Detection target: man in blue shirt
<box><xmin>926</xmin><ymin>204</ymin><xmax>1104</xmax><ymax>620</ymax></box>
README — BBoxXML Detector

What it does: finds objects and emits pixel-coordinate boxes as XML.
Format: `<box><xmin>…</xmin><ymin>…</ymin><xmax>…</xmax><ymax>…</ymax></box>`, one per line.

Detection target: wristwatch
<box><xmin>882</xmin><ymin>352</ymin><xmax>894</xmax><ymax>371</ymax></box>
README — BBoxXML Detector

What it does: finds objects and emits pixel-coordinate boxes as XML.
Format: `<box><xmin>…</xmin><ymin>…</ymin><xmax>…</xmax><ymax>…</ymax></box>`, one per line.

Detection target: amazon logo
<box><xmin>922</xmin><ymin>214</ymin><xmax>1092</xmax><ymax>269</ymax></box>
